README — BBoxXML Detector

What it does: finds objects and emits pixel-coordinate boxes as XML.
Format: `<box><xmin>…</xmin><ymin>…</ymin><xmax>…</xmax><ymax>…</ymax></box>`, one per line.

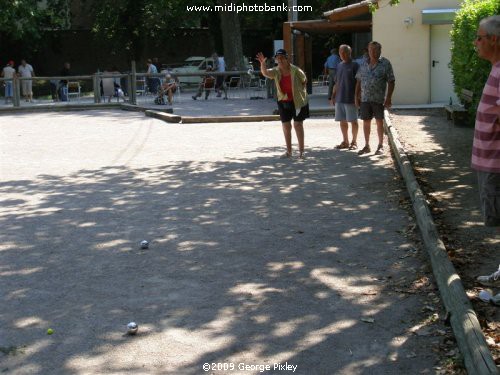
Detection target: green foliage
<box><xmin>92</xmin><ymin>0</ymin><xmax>211</xmax><ymax>60</ymax></box>
<box><xmin>0</xmin><ymin>0</ymin><xmax>69</xmax><ymax>44</ymax></box>
<box><xmin>450</xmin><ymin>0</ymin><xmax>500</xmax><ymax>125</ymax></box>
<box><xmin>369</xmin><ymin>0</ymin><xmax>415</xmax><ymax>13</ymax></box>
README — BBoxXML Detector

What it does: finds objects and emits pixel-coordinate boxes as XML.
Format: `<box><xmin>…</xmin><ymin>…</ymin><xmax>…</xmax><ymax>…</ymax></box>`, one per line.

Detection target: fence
<box><xmin>0</xmin><ymin>69</ymin><xmax>275</xmax><ymax>108</ymax></box>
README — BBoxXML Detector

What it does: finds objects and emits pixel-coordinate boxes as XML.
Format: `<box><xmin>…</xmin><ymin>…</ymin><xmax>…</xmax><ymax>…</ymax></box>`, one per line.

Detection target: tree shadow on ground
<box><xmin>1</xmin><ymin>146</ymin><xmax>442</xmax><ymax>374</ymax></box>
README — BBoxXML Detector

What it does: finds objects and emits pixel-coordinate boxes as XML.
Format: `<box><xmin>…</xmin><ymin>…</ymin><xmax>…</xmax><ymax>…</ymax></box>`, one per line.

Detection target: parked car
<box><xmin>171</xmin><ymin>56</ymin><xmax>215</xmax><ymax>85</ymax></box>
<box><xmin>172</xmin><ymin>56</ymin><xmax>252</xmax><ymax>85</ymax></box>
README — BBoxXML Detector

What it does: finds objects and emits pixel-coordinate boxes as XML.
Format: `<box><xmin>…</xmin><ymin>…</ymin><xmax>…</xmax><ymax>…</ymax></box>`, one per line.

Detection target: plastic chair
<box><xmin>227</xmin><ymin>76</ymin><xmax>241</xmax><ymax>98</ymax></box>
<box><xmin>67</xmin><ymin>82</ymin><xmax>81</xmax><ymax>101</ymax></box>
<box><xmin>102</xmin><ymin>77</ymin><xmax>124</xmax><ymax>102</ymax></box>
<box><xmin>136</xmin><ymin>78</ymin><xmax>146</xmax><ymax>96</ymax></box>
<box><xmin>202</xmin><ymin>75</ymin><xmax>216</xmax><ymax>99</ymax></box>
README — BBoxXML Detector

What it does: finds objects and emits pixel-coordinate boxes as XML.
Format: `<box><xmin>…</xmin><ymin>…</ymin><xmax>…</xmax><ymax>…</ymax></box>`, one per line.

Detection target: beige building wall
<box><xmin>372</xmin><ymin>0</ymin><xmax>462</xmax><ymax>105</ymax></box>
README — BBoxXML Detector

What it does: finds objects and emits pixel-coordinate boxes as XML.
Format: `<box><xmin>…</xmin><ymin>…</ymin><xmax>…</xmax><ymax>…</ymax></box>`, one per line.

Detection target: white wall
<box><xmin>372</xmin><ymin>0</ymin><xmax>462</xmax><ymax>105</ymax></box>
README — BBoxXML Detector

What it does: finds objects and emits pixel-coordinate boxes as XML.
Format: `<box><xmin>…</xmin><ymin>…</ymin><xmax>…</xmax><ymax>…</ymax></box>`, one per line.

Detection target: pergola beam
<box><xmin>323</xmin><ymin>0</ymin><xmax>378</xmax><ymax>22</ymax></box>
<box><xmin>287</xmin><ymin>20</ymin><xmax>372</xmax><ymax>33</ymax></box>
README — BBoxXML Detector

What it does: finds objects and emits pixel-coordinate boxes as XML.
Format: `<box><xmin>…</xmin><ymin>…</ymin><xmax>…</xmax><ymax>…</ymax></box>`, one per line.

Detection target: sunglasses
<box><xmin>475</xmin><ymin>34</ymin><xmax>490</xmax><ymax>41</ymax></box>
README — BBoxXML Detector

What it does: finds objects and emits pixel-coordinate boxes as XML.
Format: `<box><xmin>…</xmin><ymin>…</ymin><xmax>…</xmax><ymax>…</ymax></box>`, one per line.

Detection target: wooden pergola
<box><xmin>282</xmin><ymin>0</ymin><xmax>377</xmax><ymax>91</ymax></box>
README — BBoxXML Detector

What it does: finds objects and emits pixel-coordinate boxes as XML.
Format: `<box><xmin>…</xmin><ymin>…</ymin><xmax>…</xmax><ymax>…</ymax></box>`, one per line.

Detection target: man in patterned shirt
<box><xmin>472</xmin><ymin>15</ymin><xmax>500</xmax><ymax>298</ymax></box>
<box><xmin>355</xmin><ymin>41</ymin><xmax>395</xmax><ymax>155</ymax></box>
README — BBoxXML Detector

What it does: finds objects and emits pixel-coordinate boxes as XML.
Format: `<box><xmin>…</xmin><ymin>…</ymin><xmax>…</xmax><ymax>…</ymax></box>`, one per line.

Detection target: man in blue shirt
<box><xmin>324</xmin><ymin>48</ymin><xmax>340</xmax><ymax>101</ymax></box>
<box><xmin>331</xmin><ymin>44</ymin><xmax>359</xmax><ymax>150</ymax></box>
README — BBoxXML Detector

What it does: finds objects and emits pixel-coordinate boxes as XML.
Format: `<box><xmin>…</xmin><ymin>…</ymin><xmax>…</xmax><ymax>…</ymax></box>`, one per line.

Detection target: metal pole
<box><xmin>130</xmin><ymin>61</ymin><xmax>137</xmax><ymax>105</ymax></box>
<box><xmin>93</xmin><ymin>74</ymin><xmax>99</xmax><ymax>103</ymax></box>
<box><xmin>13</xmin><ymin>76</ymin><xmax>21</xmax><ymax>107</ymax></box>
<box><xmin>127</xmin><ymin>74</ymin><xmax>132</xmax><ymax>104</ymax></box>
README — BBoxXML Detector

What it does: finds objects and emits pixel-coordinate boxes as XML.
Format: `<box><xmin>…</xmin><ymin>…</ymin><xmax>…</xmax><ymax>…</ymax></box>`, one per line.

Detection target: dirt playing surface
<box><xmin>0</xmin><ymin>110</ymin><xmax>471</xmax><ymax>374</ymax></box>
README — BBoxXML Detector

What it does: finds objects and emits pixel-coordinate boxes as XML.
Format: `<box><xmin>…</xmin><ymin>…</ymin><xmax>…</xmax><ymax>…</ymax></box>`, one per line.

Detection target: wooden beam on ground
<box><xmin>182</xmin><ymin>115</ymin><xmax>279</xmax><ymax>123</ymax></box>
<box><xmin>145</xmin><ymin>110</ymin><xmax>181</xmax><ymax>123</ymax></box>
<box><xmin>384</xmin><ymin>111</ymin><xmax>498</xmax><ymax>375</ymax></box>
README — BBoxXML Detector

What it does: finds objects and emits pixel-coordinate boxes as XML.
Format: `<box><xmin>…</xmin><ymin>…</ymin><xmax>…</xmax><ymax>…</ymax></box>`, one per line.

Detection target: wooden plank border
<box><xmin>384</xmin><ymin>110</ymin><xmax>498</xmax><ymax>375</ymax></box>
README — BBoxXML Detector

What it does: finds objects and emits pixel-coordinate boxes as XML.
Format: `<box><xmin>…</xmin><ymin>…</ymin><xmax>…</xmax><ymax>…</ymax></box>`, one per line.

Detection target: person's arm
<box><xmin>256</xmin><ymin>52</ymin><xmax>274</xmax><ymax>79</ymax></box>
<box><xmin>384</xmin><ymin>60</ymin><xmax>396</xmax><ymax>108</ymax></box>
<box><xmin>331</xmin><ymin>84</ymin><xmax>337</xmax><ymax>106</ymax></box>
<box><xmin>384</xmin><ymin>81</ymin><xmax>395</xmax><ymax>108</ymax></box>
<box><xmin>355</xmin><ymin>80</ymin><xmax>361</xmax><ymax>108</ymax></box>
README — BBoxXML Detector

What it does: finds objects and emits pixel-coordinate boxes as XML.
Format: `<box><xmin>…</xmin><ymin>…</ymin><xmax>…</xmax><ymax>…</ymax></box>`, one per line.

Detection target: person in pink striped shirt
<box><xmin>473</xmin><ymin>16</ymin><xmax>500</xmax><ymax>299</ymax></box>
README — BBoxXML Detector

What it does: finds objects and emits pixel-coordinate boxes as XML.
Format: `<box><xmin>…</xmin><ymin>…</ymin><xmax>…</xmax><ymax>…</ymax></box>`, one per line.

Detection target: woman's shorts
<box><xmin>360</xmin><ymin>101</ymin><xmax>385</xmax><ymax>120</ymax></box>
<box><xmin>477</xmin><ymin>170</ymin><xmax>500</xmax><ymax>227</ymax></box>
<box><xmin>335</xmin><ymin>102</ymin><xmax>358</xmax><ymax>122</ymax></box>
<box><xmin>277</xmin><ymin>101</ymin><xmax>309</xmax><ymax>123</ymax></box>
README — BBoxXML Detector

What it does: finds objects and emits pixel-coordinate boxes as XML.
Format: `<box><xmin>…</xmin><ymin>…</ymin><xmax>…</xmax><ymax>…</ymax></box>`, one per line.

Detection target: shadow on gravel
<box><xmin>390</xmin><ymin>109</ymin><xmax>498</xmax><ymax>271</ymax></box>
<box><xmin>1</xmin><ymin>147</ymin><xmax>437</xmax><ymax>374</ymax></box>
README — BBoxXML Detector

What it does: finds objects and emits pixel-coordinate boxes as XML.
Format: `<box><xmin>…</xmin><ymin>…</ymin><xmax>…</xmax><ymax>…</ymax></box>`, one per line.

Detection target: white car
<box><xmin>172</xmin><ymin>56</ymin><xmax>252</xmax><ymax>85</ymax></box>
<box><xmin>171</xmin><ymin>56</ymin><xmax>215</xmax><ymax>85</ymax></box>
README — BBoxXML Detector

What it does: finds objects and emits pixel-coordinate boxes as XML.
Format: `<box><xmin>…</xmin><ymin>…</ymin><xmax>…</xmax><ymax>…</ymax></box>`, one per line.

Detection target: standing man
<box><xmin>355</xmin><ymin>41</ymin><xmax>395</xmax><ymax>155</ymax></box>
<box><xmin>146</xmin><ymin>58</ymin><xmax>160</xmax><ymax>94</ymax></box>
<box><xmin>18</xmin><ymin>59</ymin><xmax>35</xmax><ymax>102</ymax></box>
<box><xmin>212</xmin><ymin>52</ymin><xmax>227</xmax><ymax>99</ymax></box>
<box><xmin>471</xmin><ymin>16</ymin><xmax>500</xmax><ymax>295</ymax></box>
<box><xmin>257</xmin><ymin>49</ymin><xmax>309</xmax><ymax>159</ymax></box>
<box><xmin>331</xmin><ymin>44</ymin><xmax>359</xmax><ymax>150</ymax></box>
<box><xmin>59</xmin><ymin>62</ymin><xmax>71</xmax><ymax>101</ymax></box>
<box><xmin>324</xmin><ymin>48</ymin><xmax>340</xmax><ymax>101</ymax></box>
<box><xmin>1</xmin><ymin>60</ymin><xmax>16</xmax><ymax>104</ymax></box>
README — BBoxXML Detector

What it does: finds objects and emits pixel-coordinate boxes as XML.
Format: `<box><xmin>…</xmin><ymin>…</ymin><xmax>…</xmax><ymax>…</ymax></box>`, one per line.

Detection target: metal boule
<box><xmin>127</xmin><ymin>322</ymin><xmax>138</xmax><ymax>335</ymax></box>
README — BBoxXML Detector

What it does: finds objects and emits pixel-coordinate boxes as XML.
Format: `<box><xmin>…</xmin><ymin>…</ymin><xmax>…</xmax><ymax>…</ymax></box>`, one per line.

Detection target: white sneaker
<box><xmin>477</xmin><ymin>265</ymin><xmax>500</xmax><ymax>287</ymax></box>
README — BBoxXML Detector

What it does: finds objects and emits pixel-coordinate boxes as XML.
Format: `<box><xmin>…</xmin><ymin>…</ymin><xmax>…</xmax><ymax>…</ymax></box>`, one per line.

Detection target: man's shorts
<box><xmin>21</xmin><ymin>80</ymin><xmax>33</xmax><ymax>95</ymax></box>
<box><xmin>360</xmin><ymin>102</ymin><xmax>385</xmax><ymax>120</ymax></box>
<box><xmin>277</xmin><ymin>101</ymin><xmax>310</xmax><ymax>123</ymax></box>
<box><xmin>477</xmin><ymin>170</ymin><xmax>500</xmax><ymax>227</ymax></box>
<box><xmin>335</xmin><ymin>102</ymin><xmax>358</xmax><ymax>122</ymax></box>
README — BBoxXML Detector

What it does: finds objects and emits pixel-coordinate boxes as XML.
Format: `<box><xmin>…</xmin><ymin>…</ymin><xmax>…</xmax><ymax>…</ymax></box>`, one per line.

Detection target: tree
<box><xmin>450</xmin><ymin>0</ymin><xmax>500</xmax><ymax>125</ymax></box>
<box><xmin>91</xmin><ymin>0</ymin><xmax>211</xmax><ymax>61</ymax></box>
<box><xmin>0</xmin><ymin>0</ymin><xmax>69</xmax><ymax>49</ymax></box>
<box><xmin>217</xmin><ymin>0</ymin><xmax>245</xmax><ymax>69</ymax></box>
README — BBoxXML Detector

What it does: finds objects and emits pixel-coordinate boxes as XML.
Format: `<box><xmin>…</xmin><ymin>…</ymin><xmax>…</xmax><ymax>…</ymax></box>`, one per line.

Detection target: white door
<box><xmin>430</xmin><ymin>25</ymin><xmax>458</xmax><ymax>104</ymax></box>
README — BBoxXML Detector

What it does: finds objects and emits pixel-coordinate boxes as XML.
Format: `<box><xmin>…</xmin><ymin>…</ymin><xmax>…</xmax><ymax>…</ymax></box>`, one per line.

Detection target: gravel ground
<box><xmin>0</xmin><ymin>110</ymin><xmax>462</xmax><ymax>374</ymax></box>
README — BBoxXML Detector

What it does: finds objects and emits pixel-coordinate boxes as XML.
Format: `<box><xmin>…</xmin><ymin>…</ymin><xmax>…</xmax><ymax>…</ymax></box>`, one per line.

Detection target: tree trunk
<box><xmin>217</xmin><ymin>0</ymin><xmax>245</xmax><ymax>70</ymax></box>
